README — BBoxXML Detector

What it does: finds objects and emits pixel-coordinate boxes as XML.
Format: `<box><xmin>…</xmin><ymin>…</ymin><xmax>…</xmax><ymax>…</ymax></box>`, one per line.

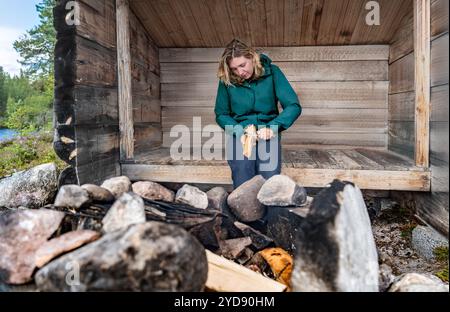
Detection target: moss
<box><xmin>434</xmin><ymin>246</ymin><xmax>449</xmax><ymax>263</ymax></box>
<box><xmin>433</xmin><ymin>246</ymin><xmax>449</xmax><ymax>282</ymax></box>
<box><xmin>435</xmin><ymin>267</ymin><xmax>449</xmax><ymax>283</ymax></box>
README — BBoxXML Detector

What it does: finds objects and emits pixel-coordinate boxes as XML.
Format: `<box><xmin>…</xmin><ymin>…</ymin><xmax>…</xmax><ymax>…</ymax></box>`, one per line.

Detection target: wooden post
<box><xmin>116</xmin><ymin>0</ymin><xmax>134</xmax><ymax>160</ymax></box>
<box><xmin>414</xmin><ymin>0</ymin><xmax>431</xmax><ymax>168</ymax></box>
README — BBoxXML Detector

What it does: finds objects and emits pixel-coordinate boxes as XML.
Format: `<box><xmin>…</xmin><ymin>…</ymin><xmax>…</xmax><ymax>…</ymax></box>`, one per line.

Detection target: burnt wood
<box><xmin>53</xmin><ymin>0</ymin><xmax>120</xmax><ymax>184</ymax></box>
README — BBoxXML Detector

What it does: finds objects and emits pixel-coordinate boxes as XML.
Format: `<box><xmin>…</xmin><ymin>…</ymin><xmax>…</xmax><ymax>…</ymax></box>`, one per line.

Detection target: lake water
<box><xmin>0</xmin><ymin>129</ymin><xmax>18</xmax><ymax>142</ymax></box>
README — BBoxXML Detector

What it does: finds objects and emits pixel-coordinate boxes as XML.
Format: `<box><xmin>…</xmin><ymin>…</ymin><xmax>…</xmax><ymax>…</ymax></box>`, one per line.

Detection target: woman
<box><xmin>215</xmin><ymin>39</ymin><xmax>302</xmax><ymax>189</ymax></box>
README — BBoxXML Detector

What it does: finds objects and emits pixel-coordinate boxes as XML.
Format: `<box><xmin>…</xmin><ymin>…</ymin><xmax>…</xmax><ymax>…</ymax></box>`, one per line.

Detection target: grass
<box><xmin>0</xmin><ymin>130</ymin><xmax>67</xmax><ymax>178</ymax></box>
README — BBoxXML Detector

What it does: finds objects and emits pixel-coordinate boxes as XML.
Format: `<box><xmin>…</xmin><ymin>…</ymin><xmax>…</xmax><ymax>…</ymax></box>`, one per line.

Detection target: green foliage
<box><xmin>1</xmin><ymin>1</ymin><xmax>56</xmax><ymax>131</ymax></box>
<box><xmin>0</xmin><ymin>71</ymin><xmax>54</xmax><ymax>132</ymax></box>
<box><xmin>13</xmin><ymin>0</ymin><xmax>56</xmax><ymax>78</ymax></box>
<box><xmin>0</xmin><ymin>131</ymin><xmax>66</xmax><ymax>178</ymax></box>
<box><xmin>4</xmin><ymin>94</ymin><xmax>53</xmax><ymax>134</ymax></box>
<box><xmin>4</xmin><ymin>74</ymin><xmax>36</xmax><ymax>102</ymax></box>
<box><xmin>0</xmin><ymin>139</ymin><xmax>37</xmax><ymax>177</ymax></box>
<box><xmin>0</xmin><ymin>67</ymin><xmax>7</xmax><ymax>118</ymax></box>
<box><xmin>0</xmin><ymin>1</ymin><xmax>63</xmax><ymax>178</ymax></box>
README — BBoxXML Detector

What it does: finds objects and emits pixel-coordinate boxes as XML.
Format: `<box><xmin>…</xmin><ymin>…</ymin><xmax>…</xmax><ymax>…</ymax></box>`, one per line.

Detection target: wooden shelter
<box><xmin>53</xmin><ymin>0</ymin><xmax>448</xmax><ymax>234</ymax></box>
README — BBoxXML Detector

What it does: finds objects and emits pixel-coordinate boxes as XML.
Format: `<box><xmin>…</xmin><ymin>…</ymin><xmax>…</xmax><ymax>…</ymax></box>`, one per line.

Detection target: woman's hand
<box><xmin>257</xmin><ymin>128</ymin><xmax>275</xmax><ymax>140</ymax></box>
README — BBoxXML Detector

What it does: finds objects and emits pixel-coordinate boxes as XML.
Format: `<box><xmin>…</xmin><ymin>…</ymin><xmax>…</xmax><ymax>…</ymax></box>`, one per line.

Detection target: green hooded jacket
<box><xmin>214</xmin><ymin>53</ymin><xmax>302</xmax><ymax>139</ymax></box>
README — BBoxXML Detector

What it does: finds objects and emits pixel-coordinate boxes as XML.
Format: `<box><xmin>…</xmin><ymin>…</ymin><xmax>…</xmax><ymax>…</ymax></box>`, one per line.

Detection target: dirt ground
<box><xmin>366</xmin><ymin>196</ymin><xmax>448</xmax><ymax>282</ymax></box>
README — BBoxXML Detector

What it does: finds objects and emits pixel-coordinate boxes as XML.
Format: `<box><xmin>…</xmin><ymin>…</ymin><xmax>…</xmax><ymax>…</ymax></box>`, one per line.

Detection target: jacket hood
<box><xmin>259</xmin><ymin>53</ymin><xmax>273</xmax><ymax>77</ymax></box>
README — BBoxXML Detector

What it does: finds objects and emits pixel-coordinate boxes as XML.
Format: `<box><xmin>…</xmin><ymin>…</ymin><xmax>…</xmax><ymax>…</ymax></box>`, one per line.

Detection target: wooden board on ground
<box><xmin>205</xmin><ymin>250</ymin><xmax>287</xmax><ymax>292</ymax></box>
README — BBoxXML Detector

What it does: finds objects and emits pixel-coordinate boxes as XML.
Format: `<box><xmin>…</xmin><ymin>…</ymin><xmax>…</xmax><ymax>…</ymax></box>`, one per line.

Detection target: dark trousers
<box><xmin>225</xmin><ymin>133</ymin><xmax>282</xmax><ymax>190</ymax></box>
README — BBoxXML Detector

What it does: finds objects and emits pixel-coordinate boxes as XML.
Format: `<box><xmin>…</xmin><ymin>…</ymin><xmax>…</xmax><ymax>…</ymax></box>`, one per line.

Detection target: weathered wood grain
<box><xmin>130</xmin><ymin>0</ymin><xmax>409</xmax><ymax>47</ymax></box>
<box><xmin>431</xmin><ymin>0</ymin><xmax>449</xmax><ymax>38</ymax></box>
<box><xmin>123</xmin><ymin>163</ymin><xmax>430</xmax><ymax>191</ymax></box>
<box><xmin>53</xmin><ymin>0</ymin><xmax>120</xmax><ymax>184</ymax></box>
<box><xmin>117</xmin><ymin>0</ymin><xmax>134</xmax><ymax>160</ymax></box>
<box><xmin>414</xmin><ymin>0</ymin><xmax>431</xmax><ymax>168</ymax></box>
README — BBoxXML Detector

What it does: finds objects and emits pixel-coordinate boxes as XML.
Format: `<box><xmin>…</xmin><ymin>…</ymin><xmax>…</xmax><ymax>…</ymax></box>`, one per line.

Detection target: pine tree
<box><xmin>13</xmin><ymin>0</ymin><xmax>56</xmax><ymax>79</ymax></box>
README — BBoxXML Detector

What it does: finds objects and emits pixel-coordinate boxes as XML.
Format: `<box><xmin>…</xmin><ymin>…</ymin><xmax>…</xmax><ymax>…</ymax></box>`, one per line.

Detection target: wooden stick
<box><xmin>205</xmin><ymin>250</ymin><xmax>287</xmax><ymax>292</ymax></box>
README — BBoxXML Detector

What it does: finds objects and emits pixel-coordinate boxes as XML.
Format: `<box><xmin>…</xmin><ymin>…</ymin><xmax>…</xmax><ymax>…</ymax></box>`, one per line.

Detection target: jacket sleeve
<box><xmin>266</xmin><ymin>65</ymin><xmax>302</xmax><ymax>134</ymax></box>
<box><xmin>214</xmin><ymin>81</ymin><xmax>245</xmax><ymax>138</ymax></box>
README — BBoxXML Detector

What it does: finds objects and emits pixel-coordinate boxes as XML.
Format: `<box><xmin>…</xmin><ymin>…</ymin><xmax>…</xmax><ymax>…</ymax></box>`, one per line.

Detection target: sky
<box><xmin>0</xmin><ymin>0</ymin><xmax>41</xmax><ymax>76</ymax></box>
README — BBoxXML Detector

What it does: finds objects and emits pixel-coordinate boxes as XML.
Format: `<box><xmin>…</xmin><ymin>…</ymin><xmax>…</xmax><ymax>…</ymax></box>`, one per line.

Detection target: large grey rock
<box><xmin>175</xmin><ymin>184</ymin><xmax>208</xmax><ymax>209</ymax></box>
<box><xmin>35</xmin><ymin>222</ymin><xmax>208</xmax><ymax>291</ymax></box>
<box><xmin>389</xmin><ymin>273</ymin><xmax>449</xmax><ymax>292</ymax></box>
<box><xmin>132</xmin><ymin>181</ymin><xmax>175</xmax><ymax>202</ymax></box>
<box><xmin>411</xmin><ymin>225</ymin><xmax>448</xmax><ymax>260</ymax></box>
<box><xmin>206</xmin><ymin>187</ymin><xmax>229</xmax><ymax>211</ymax></box>
<box><xmin>35</xmin><ymin>230</ymin><xmax>101</xmax><ymax>268</ymax></box>
<box><xmin>257</xmin><ymin>175</ymin><xmax>307</xmax><ymax>206</ymax></box>
<box><xmin>102</xmin><ymin>192</ymin><xmax>146</xmax><ymax>233</ymax></box>
<box><xmin>81</xmin><ymin>184</ymin><xmax>114</xmax><ymax>203</ymax></box>
<box><xmin>54</xmin><ymin>185</ymin><xmax>90</xmax><ymax>210</ymax></box>
<box><xmin>379</xmin><ymin>264</ymin><xmax>395</xmax><ymax>292</ymax></box>
<box><xmin>227</xmin><ymin>175</ymin><xmax>266</xmax><ymax>222</ymax></box>
<box><xmin>206</xmin><ymin>187</ymin><xmax>242</xmax><ymax>240</ymax></box>
<box><xmin>292</xmin><ymin>180</ymin><xmax>379</xmax><ymax>292</ymax></box>
<box><xmin>0</xmin><ymin>163</ymin><xmax>58</xmax><ymax>209</ymax></box>
<box><xmin>100</xmin><ymin>176</ymin><xmax>131</xmax><ymax>198</ymax></box>
<box><xmin>0</xmin><ymin>209</ymin><xmax>65</xmax><ymax>284</ymax></box>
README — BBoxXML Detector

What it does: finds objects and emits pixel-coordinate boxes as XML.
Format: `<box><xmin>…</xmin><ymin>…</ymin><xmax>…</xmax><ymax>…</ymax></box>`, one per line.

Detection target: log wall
<box><xmin>54</xmin><ymin>0</ymin><xmax>120</xmax><ymax>185</ymax></box>
<box><xmin>129</xmin><ymin>6</ymin><xmax>162</xmax><ymax>155</ymax></box>
<box><xmin>54</xmin><ymin>0</ymin><xmax>162</xmax><ymax>183</ymax></box>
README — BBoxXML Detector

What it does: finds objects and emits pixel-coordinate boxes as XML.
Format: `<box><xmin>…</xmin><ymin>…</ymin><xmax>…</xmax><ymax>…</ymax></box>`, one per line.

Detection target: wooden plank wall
<box><xmin>390</xmin><ymin>0</ymin><xmax>449</xmax><ymax>236</ymax></box>
<box><xmin>130</xmin><ymin>0</ymin><xmax>411</xmax><ymax>47</ymax></box>
<box><xmin>54</xmin><ymin>0</ymin><xmax>121</xmax><ymax>184</ymax></box>
<box><xmin>388</xmin><ymin>5</ymin><xmax>415</xmax><ymax>159</ymax></box>
<box><xmin>430</xmin><ymin>0</ymin><xmax>449</xmax><ymax>174</ymax></box>
<box><xmin>159</xmin><ymin>46</ymin><xmax>389</xmax><ymax>148</ymax></box>
<box><xmin>129</xmin><ymin>6</ymin><xmax>162</xmax><ymax>154</ymax></box>
<box><xmin>425</xmin><ymin>0</ymin><xmax>449</xmax><ymax>234</ymax></box>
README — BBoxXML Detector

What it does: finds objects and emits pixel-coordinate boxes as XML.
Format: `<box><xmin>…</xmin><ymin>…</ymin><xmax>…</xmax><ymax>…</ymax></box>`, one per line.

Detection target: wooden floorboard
<box><xmin>289</xmin><ymin>150</ymin><xmax>317</xmax><ymax>169</ymax></box>
<box><xmin>327</xmin><ymin>149</ymin><xmax>364</xmax><ymax>170</ymax></box>
<box><xmin>122</xmin><ymin>164</ymin><xmax>430</xmax><ymax>191</ymax></box>
<box><xmin>306</xmin><ymin>149</ymin><xmax>341</xmax><ymax>169</ymax></box>
<box><xmin>123</xmin><ymin>146</ymin><xmax>430</xmax><ymax>191</ymax></box>
<box><xmin>340</xmin><ymin>149</ymin><xmax>385</xmax><ymax>170</ymax></box>
<box><xmin>355</xmin><ymin>148</ymin><xmax>416</xmax><ymax>170</ymax></box>
<box><xmin>131</xmin><ymin>147</ymin><xmax>418</xmax><ymax>170</ymax></box>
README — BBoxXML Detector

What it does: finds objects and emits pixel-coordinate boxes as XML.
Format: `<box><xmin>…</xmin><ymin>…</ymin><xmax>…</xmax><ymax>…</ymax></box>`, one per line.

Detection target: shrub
<box><xmin>0</xmin><ymin>130</ymin><xmax>66</xmax><ymax>178</ymax></box>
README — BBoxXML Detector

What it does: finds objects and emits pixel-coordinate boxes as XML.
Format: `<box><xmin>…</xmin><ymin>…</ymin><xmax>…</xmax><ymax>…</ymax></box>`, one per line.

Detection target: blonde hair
<box><xmin>217</xmin><ymin>39</ymin><xmax>264</xmax><ymax>86</ymax></box>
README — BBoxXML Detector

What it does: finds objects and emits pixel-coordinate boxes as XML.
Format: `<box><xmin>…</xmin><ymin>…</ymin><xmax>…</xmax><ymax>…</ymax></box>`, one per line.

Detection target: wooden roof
<box><xmin>130</xmin><ymin>0</ymin><xmax>412</xmax><ymax>47</ymax></box>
